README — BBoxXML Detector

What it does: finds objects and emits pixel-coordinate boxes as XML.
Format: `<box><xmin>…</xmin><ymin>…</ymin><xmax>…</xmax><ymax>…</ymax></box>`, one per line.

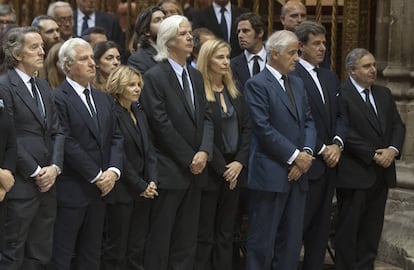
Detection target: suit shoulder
<box><xmin>231</xmin><ymin>53</ymin><xmax>245</xmax><ymax>65</ymax></box>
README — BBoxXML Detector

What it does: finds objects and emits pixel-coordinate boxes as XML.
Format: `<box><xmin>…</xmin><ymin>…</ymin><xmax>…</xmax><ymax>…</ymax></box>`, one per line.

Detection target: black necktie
<box><xmin>252</xmin><ymin>55</ymin><xmax>260</xmax><ymax>75</ymax></box>
<box><xmin>81</xmin><ymin>15</ymin><xmax>89</xmax><ymax>35</ymax></box>
<box><xmin>83</xmin><ymin>88</ymin><xmax>99</xmax><ymax>130</ymax></box>
<box><xmin>29</xmin><ymin>78</ymin><xmax>45</xmax><ymax>119</ymax></box>
<box><xmin>314</xmin><ymin>67</ymin><xmax>331</xmax><ymax>119</ymax></box>
<box><xmin>281</xmin><ymin>75</ymin><xmax>297</xmax><ymax>116</ymax></box>
<box><xmin>182</xmin><ymin>69</ymin><xmax>195</xmax><ymax>115</ymax></box>
<box><xmin>219</xmin><ymin>7</ymin><xmax>228</xmax><ymax>41</ymax></box>
<box><xmin>363</xmin><ymin>89</ymin><xmax>377</xmax><ymax>116</ymax></box>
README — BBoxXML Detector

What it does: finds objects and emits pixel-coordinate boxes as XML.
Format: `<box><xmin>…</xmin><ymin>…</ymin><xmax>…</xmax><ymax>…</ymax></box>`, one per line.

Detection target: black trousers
<box><xmin>0</xmin><ymin>191</ymin><xmax>56</xmax><ymax>270</ymax></box>
<box><xmin>194</xmin><ymin>182</ymin><xmax>240</xmax><ymax>270</ymax></box>
<box><xmin>144</xmin><ymin>182</ymin><xmax>201</xmax><ymax>270</ymax></box>
<box><xmin>335</xmin><ymin>178</ymin><xmax>388</xmax><ymax>270</ymax></box>
<box><xmin>302</xmin><ymin>170</ymin><xmax>335</xmax><ymax>270</ymax></box>
<box><xmin>101</xmin><ymin>198</ymin><xmax>152</xmax><ymax>270</ymax></box>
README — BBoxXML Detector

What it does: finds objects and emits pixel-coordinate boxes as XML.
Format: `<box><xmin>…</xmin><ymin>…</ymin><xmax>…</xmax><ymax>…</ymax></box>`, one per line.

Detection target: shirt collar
<box><xmin>212</xmin><ymin>1</ymin><xmax>231</xmax><ymax>14</ymax></box>
<box><xmin>77</xmin><ymin>9</ymin><xmax>95</xmax><ymax>21</ymax></box>
<box><xmin>349</xmin><ymin>76</ymin><xmax>370</xmax><ymax>94</ymax></box>
<box><xmin>168</xmin><ymin>58</ymin><xmax>186</xmax><ymax>76</ymax></box>
<box><xmin>14</xmin><ymin>68</ymin><xmax>32</xmax><ymax>83</ymax></box>
<box><xmin>66</xmin><ymin>76</ymin><xmax>92</xmax><ymax>97</ymax></box>
<box><xmin>266</xmin><ymin>64</ymin><xmax>284</xmax><ymax>81</ymax></box>
<box><xmin>244</xmin><ymin>46</ymin><xmax>266</xmax><ymax>62</ymax></box>
<box><xmin>299</xmin><ymin>58</ymin><xmax>317</xmax><ymax>72</ymax></box>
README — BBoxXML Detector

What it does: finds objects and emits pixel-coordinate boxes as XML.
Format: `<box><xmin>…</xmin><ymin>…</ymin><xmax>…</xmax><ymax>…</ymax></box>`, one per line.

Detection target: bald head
<box><xmin>280</xmin><ymin>0</ymin><xmax>307</xmax><ymax>32</ymax></box>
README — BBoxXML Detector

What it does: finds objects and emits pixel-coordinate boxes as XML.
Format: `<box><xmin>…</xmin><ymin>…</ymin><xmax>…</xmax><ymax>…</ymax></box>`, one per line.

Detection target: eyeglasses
<box><xmin>0</xmin><ymin>20</ymin><xmax>14</xmax><ymax>25</ymax></box>
<box><xmin>56</xmin><ymin>16</ymin><xmax>73</xmax><ymax>24</ymax></box>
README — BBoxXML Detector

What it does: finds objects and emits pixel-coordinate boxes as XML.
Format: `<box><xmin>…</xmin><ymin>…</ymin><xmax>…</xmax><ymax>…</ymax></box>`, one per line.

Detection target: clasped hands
<box><xmin>288</xmin><ymin>151</ymin><xmax>315</xmax><ymax>181</ymax></box>
<box><xmin>374</xmin><ymin>148</ymin><xmax>397</xmax><ymax>168</ymax></box>
<box><xmin>35</xmin><ymin>166</ymin><xmax>58</xmax><ymax>193</ymax></box>
<box><xmin>0</xmin><ymin>168</ymin><xmax>14</xmax><ymax>201</ymax></box>
<box><xmin>140</xmin><ymin>181</ymin><xmax>159</xmax><ymax>199</ymax></box>
<box><xmin>190</xmin><ymin>151</ymin><xmax>208</xmax><ymax>175</ymax></box>
<box><xmin>96</xmin><ymin>170</ymin><xmax>117</xmax><ymax>197</ymax></box>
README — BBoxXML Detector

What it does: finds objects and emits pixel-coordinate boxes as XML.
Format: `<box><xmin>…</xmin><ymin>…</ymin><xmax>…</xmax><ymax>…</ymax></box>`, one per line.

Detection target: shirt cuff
<box><xmin>388</xmin><ymin>146</ymin><xmax>399</xmax><ymax>156</ymax></box>
<box><xmin>107</xmin><ymin>167</ymin><xmax>121</xmax><ymax>180</ymax></box>
<box><xmin>287</xmin><ymin>149</ymin><xmax>299</xmax><ymax>165</ymax></box>
<box><xmin>30</xmin><ymin>166</ymin><xmax>41</xmax><ymax>178</ymax></box>
<box><xmin>317</xmin><ymin>144</ymin><xmax>327</xmax><ymax>155</ymax></box>
<box><xmin>90</xmin><ymin>170</ymin><xmax>103</xmax><ymax>183</ymax></box>
<box><xmin>333</xmin><ymin>136</ymin><xmax>344</xmax><ymax>148</ymax></box>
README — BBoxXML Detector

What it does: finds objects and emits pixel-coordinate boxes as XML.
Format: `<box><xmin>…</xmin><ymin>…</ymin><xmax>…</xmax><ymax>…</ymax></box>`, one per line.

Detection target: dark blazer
<box><xmin>141</xmin><ymin>61</ymin><xmax>214</xmax><ymax>190</ymax></box>
<box><xmin>192</xmin><ymin>5</ymin><xmax>249</xmax><ymax>58</ymax></box>
<box><xmin>127</xmin><ymin>46</ymin><xmax>158</xmax><ymax>75</ymax></box>
<box><xmin>244</xmin><ymin>68</ymin><xmax>316</xmax><ymax>192</ymax></box>
<box><xmin>230</xmin><ymin>52</ymin><xmax>250</xmax><ymax>90</ymax></box>
<box><xmin>291</xmin><ymin>63</ymin><xmax>344</xmax><ymax>179</ymax></box>
<box><xmin>0</xmin><ymin>69</ymin><xmax>64</xmax><ymax>199</ymax></box>
<box><xmin>73</xmin><ymin>10</ymin><xmax>123</xmax><ymax>45</ymax></box>
<box><xmin>207</xmin><ymin>90</ymin><xmax>251</xmax><ymax>189</ymax></box>
<box><xmin>0</xmin><ymin>97</ymin><xmax>16</xmax><ymax>174</ymax></box>
<box><xmin>337</xmin><ymin>79</ymin><xmax>405</xmax><ymax>189</ymax></box>
<box><xmin>106</xmin><ymin>102</ymin><xmax>157</xmax><ymax>204</ymax></box>
<box><xmin>53</xmin><ymin>80</ymin><xmax>123</xmax><ymax>206</ymax></box>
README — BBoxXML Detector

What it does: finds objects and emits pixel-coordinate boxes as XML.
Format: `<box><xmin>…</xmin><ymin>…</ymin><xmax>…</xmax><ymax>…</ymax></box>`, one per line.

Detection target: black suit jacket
<box><xmin>0</xmin><ymin>97</ymin><xmax>16</xmax><ymax>174</ymax></box>
<box><xmin>192</xmin><ymin>5</ymin><xmax>249</xmax><ymax>58</ymax></box>
<box><xmin>127</xmin><ymin>46</ymin><xmax>158</xmax><ymax>75</ymax></box>
<box><xmin>291</xmin><ymin>63</ymin><xmax>344</xmax><ymax>179</ymax></box>
<box><xmin>53</xmin><ymin>80</ymin><xmax>123</xmax><ymax>207</ymax></box>
<box><xmin>207</xmin><ymin>89</ymin><xmax>251</xmax><ymax>189</ymax></box>
<box><xmin>337</xmin><ymin>78</ymin><xmax>405</xmax><ymax>189</ymax></box>
<box><xmin>106</xmin><ymin>102</ymin><xmax>157</xmax><ymax>204</ymax></box>
<box><xmin>141</xmin><ymin>61</ymin><xmax>214</xmax><ymax>190</ymax></box>
<box><xmin>0</xmin><ymin>69</ymin><xmax>64</xmax><ymax>199</ymax></box>
<box><xmin>230</xmin><ymin>52</ymin><xmax>250</xmax><ymax>90</ymax></box>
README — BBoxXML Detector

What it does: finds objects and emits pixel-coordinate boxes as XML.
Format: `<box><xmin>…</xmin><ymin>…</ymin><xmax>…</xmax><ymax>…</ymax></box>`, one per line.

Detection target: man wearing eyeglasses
<box><xmin>47</xmin><ymin>1</ymin><xmax>74</xmax><ymax>41</ymax></box>
<box><xmin>0</xmin><ymin>4</ymin><xmax>16</xmax><ymax>32</ymax></box>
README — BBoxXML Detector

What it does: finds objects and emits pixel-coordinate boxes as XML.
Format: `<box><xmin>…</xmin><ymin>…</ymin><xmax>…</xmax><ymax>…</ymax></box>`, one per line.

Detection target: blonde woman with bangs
<box><xmin>102</xmin><ymin>65</ymin><xmax>158</xmax><ymax>269</ymax></box>
<box><xmin>195</xmin><ymin>39</ymin><xmax>251</xmax><ymax>270</ymax></box>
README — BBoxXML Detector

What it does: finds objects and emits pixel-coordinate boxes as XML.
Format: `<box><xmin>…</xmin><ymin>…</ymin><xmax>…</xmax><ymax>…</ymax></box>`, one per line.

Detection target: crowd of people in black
<box><xmin>0</xmin><ymin>1</ymin><xmax>406</xmax><ymax>270</ymax></box>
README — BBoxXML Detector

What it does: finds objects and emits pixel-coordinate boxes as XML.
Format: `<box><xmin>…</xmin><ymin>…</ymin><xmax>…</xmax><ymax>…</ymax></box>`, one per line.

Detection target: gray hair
<box><xmin>345</xmin><ymin>48</ymin><xmax>372</xmax><ymax>73</ymax></box>
<box><xmin>265</xmin><ymin>30</ymin><xmax>298</xmax><ymax>60</ymax></box>
<box><xmin>3</xmin><ymin>26</ymin><xmax>40</xmax><ymax>68</ymax></box>
<box><xmin>0</xmin><ymin>4</ymin><xmax>16</xmax><ymax>21</ymax></box>
<box><xmin>155</xmin><ymin>15</ymin><xmax>189</xmax><ymax>62</ymax></box>
<box><xmin>295</xmin><ymin>20</ymin><xmax>326</xmax><ymax>43</ymax></box>
<box><xmin>58</xmin><ymin>38</ymin><xmax>91</xmax><ymax>75</ymax></box>
<box><xmin>47</xmin><ymin>1</ymin><xmax>72</xmax><ymax>17</ymax></box>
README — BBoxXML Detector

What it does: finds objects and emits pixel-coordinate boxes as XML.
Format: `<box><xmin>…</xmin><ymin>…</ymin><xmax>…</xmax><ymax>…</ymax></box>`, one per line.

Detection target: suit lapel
<box><xmin>9</xmin><ymin>70</ymin><xmax>45</xmax><ymax>127</ymax></box>
<box><xmin>371</xmin><ymin>85</ymin><xmax>386</xmax><ymax>135</ymax></box>
<box><xmin>206</xmin><ymin>7</ymin><xmax>221</xmax><ymax>34</ymax></box>
<box><xmin>120</xmin><ymin>104</ymin><xmax>144</xmax><ymax>155</ymax></box>
<box><xmin>64</xmin><ymin>81</ymin><xmax>101</xmax><ymax>141</ymax></box>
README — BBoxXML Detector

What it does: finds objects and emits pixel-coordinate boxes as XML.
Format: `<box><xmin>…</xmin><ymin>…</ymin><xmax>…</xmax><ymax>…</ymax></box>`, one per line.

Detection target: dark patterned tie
<box><xmin>182</xmin><ymin>69</ymin><xmax>195</xmax><ymax>115</ymax></box>
<box><xmin>83</xmin><ymin>88</ymin><xmax>99</xmax><ymax>130</ymax></box>
<box><xmin>220</xmin><ymin>7</ymin><xmax>228</xmax><ymax>41</ymax></box>
<box><xmin>252</xmin><ymin>55</ymin><xmax>260</xmax><ymax>75</ymax></box>
<box><xmin>81</xmin><ymin>15</ymin><xmax>89</xmax><ymax>35</ymax></box>
<box><xmin>29</xmin><ymin>78</ymin><xmax>45</xmax><ymax>119</ymax></box>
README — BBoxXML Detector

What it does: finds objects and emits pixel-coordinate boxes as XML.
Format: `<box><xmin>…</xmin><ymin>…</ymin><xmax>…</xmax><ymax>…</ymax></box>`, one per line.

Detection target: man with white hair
<box><xmin>50</xmin><ymin>38</ymin><xmax>123</xmax><ymax>270</ymax></box>
<box><xmin>140</xmin><ymin>15</ymin><xmax>213</xmax><ymax>270</ymax></box>
<box><xmin>244</xmin><ymin>30</ymin><xmax>316</xmax><ymax>270</ymax></box>
<box><xmin>47</xmin><ymin>1</ymin><xmax>74</xmax><ymax>41</ymax></box>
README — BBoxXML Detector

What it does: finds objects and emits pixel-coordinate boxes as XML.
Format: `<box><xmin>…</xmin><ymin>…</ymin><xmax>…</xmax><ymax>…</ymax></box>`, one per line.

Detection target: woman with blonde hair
<box><xmin>195</xmin><ymin>39</ymin><xmax>251</xmax><ymax>269</ymax></box>
<box><xmin>101</xmin><ymin>65</ymin><xmax>158</xmax><ymax>269</ymax></box>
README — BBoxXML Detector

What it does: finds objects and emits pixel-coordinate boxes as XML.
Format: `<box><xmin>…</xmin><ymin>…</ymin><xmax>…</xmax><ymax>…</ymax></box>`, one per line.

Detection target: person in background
<box><xmin>101</xmin><ymin>65</ymin><xmax>158</xmax><ymax>270</ymax></box>
<box><xmin>335</xmin><ymin>48</ymin><xmax>405</xmax><ymax>270</ymax></box>
<box><xmin>244</xmin><ymin>30</ymin><xmax>316</xmax><ymax>270</ymax></box>
<box><xmin>194</xmin><ymin>39</ymin><xmax>251</xmax><ymax>270</ymax></box>
<box><xmin>190</xmin><ymin>28</ymin><xmax>215</xmax><ymax>68</ymax></box>
<box><xmin>0</xmin><ymin>4</ymin><xmax>16</xmax><ymax>32</ymax></box>
<box><xmin>47</xmin><ymin>1</ymin><xmax>74</xmax><ymax>41</ymax></box>
<box><xmin>140</xmin><ymin>15</ymin><xmax>213</xmax><ymax>270</ymax></box>
<box><xmin>280</xmin><ymin>0</ymin><xmax>307</xmax><ymax>32</ymax></box>
<box><xmin>157</xmin><ymin>0</ymin><xmax>182</xmax><ymax>17</ymax></box>
<box><xmin>31</xmin><ymin>15</ymin><xmax>61</xmax><ymax>56</ymax></box>
<box><xmin>92</xmin><ymin>41</ymin><xmax>121</xmax><ymax>91</ymax></box>
<box><xmin>44</xmin><ymin>42</ymin><xmax>65</xmax><ymax>89</ymax></box>
<box><xmin>81</xmin><ymin>26</ymin><xmax>108</xmax><ymax>48</ymax></box>
<box><xmin>0</xmin><ymin>26</ymin><xmax>64</xmax><ymax>270</ymax></box>
<box><xmin>128</xmin><ymin>6</ymin><xmax>165</xmax><ymax>75</ymax></box>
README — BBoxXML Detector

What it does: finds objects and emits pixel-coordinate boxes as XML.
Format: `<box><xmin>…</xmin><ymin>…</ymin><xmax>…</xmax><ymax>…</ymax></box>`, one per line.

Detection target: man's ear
<box><xmin>11</xmin><ymin>50</ymin><xmax>23</xmax><ymax>62</ymax></box>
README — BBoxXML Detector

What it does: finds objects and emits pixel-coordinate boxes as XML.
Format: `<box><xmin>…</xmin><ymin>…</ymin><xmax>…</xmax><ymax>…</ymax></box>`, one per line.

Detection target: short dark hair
<box><xmin>192</xmin><ymin>28</ymin><xmax>214</xmax><ymax>56</ymax></box>
<box><xmin>134</xmin><ymin>6</ymin><xmax>165</xmax><ymax>48</ymax></box>
<box><xmin>295</xmin><ymin>20</ymin><xmax>326</xmax><ymax>44</ymax></box>
<box><xmin>31</xmin><ymin>15</ymin><xmax>57</xmax><ymax>28</ymax></box>
<box><xmin>93</xmin><ymin>40</ymin><xmax>119</xmax><ymax>62</ymax></box>
<box><xmin>235</xmin><ymin>12</ymin><xmax>266</xmax><ymax>39</ymax></box>
<box><xmin>81</xmin><ymin>26</ymin><xmax>107</xmax><ymax>42</ymax></box>
<box><xmin>3</xmin><ymin>26</ymin><xmax>40</xmax><ymax>68</ymax></box>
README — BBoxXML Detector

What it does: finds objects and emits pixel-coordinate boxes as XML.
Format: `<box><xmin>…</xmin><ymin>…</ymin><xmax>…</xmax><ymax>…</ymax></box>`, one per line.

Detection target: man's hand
<box><xmin>35</xmin><ymin>166</ymin><xmax>58</xmax><ymax>192</ymax></box>
<box><xmin>294</xmin><ymin>151</ymin><xmax>314</xmax><ymax>173</ymax></box>
<box><xmin>96</xmin><ymin>170</ymin><xmax>117</xmax><ymax>196</ymax></box>
<box><xmin>190</xmin><ymin>151</ymin><xmax>208</xmax><ymax>175</ymax></box>
<box><xmin>0</xmin><ymin>168</ymin><xmax>14</xmax><ymax>192</ymax></box>
<box><xmin>288</xmin><ymin>164</ymin><xmax>303</xmax><ymax>181</ymax></box>
<box><xmin>374</xmin><ymin>148</ymin><xmax>397</xmax><ymax>168</ymax></box>
<box><xmin>321</xmin><ymin>144</ymin><xmax>342</xmax><ymax>168</ymax></box>
<box><xmin>0</xmin><ymin>187</ymin><xmax>6</xmax><ymax>202</ymax></box>
<box><xmin>140</xmin><ymin>181</ymin><xmax>159</xmax><ymax>199</ymax></box>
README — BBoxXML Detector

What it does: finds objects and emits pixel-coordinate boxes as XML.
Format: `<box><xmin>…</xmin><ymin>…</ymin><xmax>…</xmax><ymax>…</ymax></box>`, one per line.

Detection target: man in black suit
<box><xmin>0</xmin><ymin>26</ymin><xmax>64</xmax><ymax>270</ymax></box>
<box><xmin>335</xmin><ymin>48</ymin><xmax>405</xmax><ymax>270</ymax></box>
<box><xmin>192</xmin><ymin>0</ymin><xmax>248</xmax><ymax>58</ymax></box>
<box><xmin>140</xmin><ymin>15</ymin><xmax>214</xmax><ymax>270</ymax></box>
<box><xmin>231</xmin><ymin>12</ymin><xmax>266</xmax><ymax>90</ymax></box>
<box><xmin>291</xmin><ymin>21</ymin><xmax>344</xmax><ymax>270</ymax></box>
<box><xmin>50</xmin><ymin>38</ymin><xmax>123</xmax><ymax>270</ymax></box>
